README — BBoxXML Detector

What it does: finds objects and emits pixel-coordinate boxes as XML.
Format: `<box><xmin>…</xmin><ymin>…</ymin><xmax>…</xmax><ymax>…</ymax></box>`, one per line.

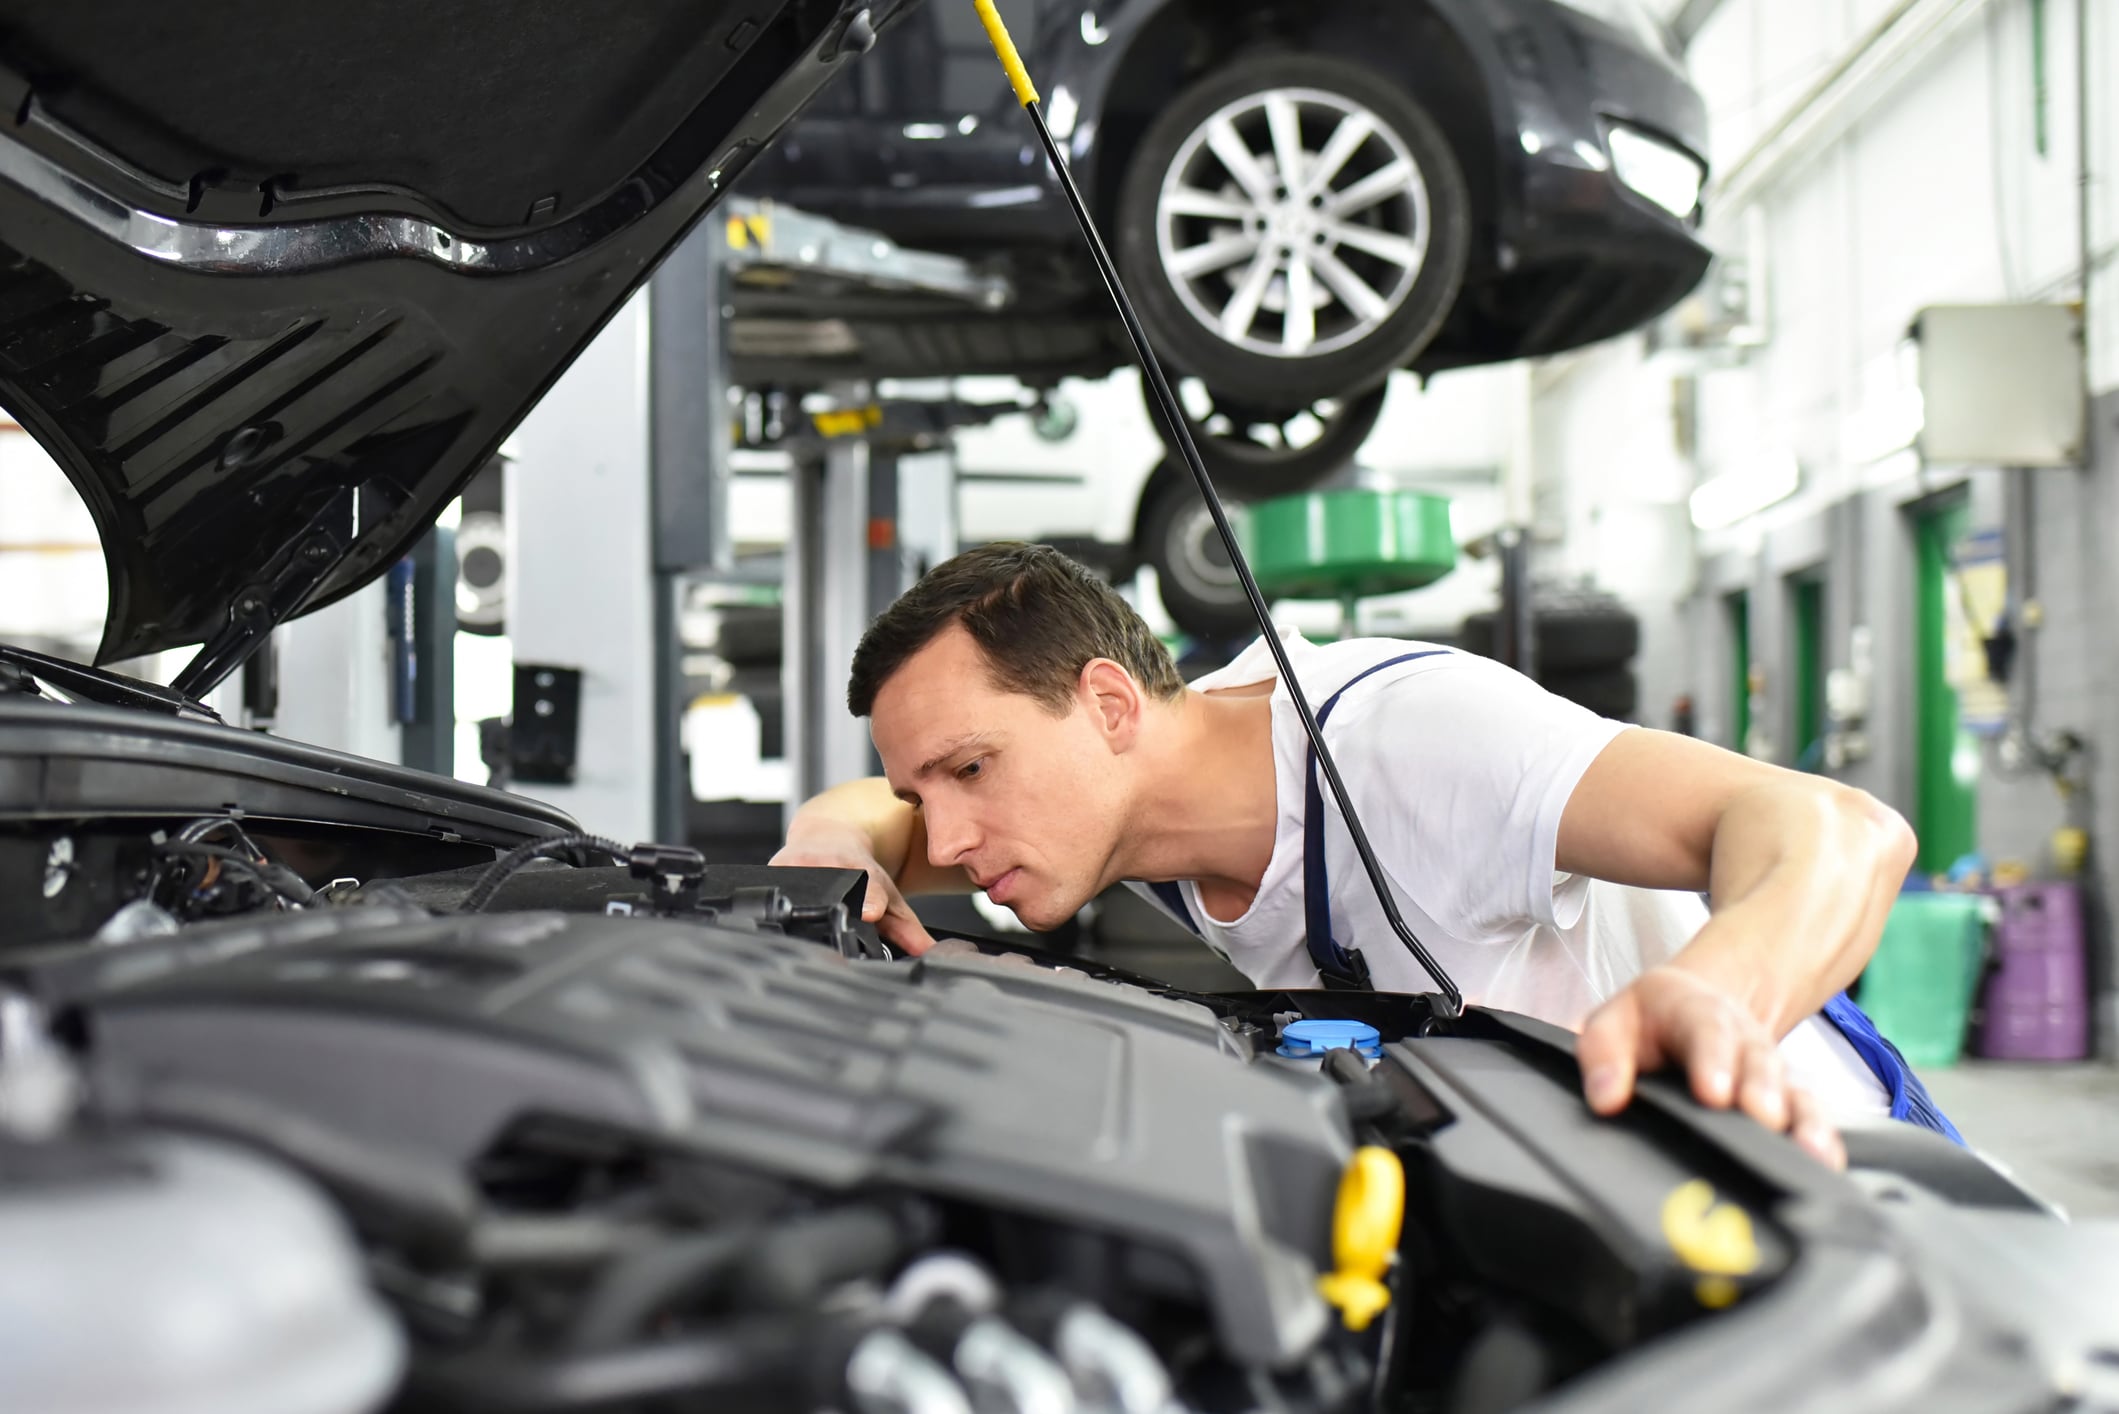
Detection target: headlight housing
<box><xmin>1607</xmin><ymin>124</ymin><xmax>1706</xmax><ymax>220</ymax></box>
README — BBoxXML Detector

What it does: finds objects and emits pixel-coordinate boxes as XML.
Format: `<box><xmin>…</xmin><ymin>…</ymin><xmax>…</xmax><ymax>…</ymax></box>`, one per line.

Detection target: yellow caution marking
<box><xmin>725</xmin><ymin>212</ymin><xmax>771</xmax><ymax>249</ymax></box>
<box><xmin>1660</xmin><ymin>1179</ymin><xmax>1760</xmax><ymax>1309</ymax></box>
<box><xmin>973</xmin><ymin>0</ymin><xmax>1040</xmax><ymax>107</ymax></box>
<box><xmin>812</xmin><ymin>405</ymin><xmax>884</xmax><ymax>438</ymax></box>
<box><xmin>1317</xmin><ymin>1146</ymin><xmax>1404</xmax><ymax>1332</ymax></box>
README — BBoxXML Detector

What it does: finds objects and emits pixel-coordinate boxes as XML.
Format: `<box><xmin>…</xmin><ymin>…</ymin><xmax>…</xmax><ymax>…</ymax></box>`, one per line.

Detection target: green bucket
<box><xmin>1856</xmin><ymin>893</ymin><xmax>1991</xmax><ymax>1068</ymax></box>
<box><xmin>1243</xmin><ymin>489</ymin><xmax>1456</xmax><ymax>602</ymax></box>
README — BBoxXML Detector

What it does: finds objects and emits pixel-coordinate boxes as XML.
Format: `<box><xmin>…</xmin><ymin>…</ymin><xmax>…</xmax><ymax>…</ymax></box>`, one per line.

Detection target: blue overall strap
<box><xmin>1147</xmin><ymin>880</ymin><xmax>1199</xmax><ymax>935</ymax></box>
<box><xmin>1303</xmin><ymin>651</ymin><xmax>1452</xmax><ymax>989</ymax></box>
<box><xmin>1819</xmin><ymin>991</ymin><xmax>1965</xmax><ymax>1143</ymax></box>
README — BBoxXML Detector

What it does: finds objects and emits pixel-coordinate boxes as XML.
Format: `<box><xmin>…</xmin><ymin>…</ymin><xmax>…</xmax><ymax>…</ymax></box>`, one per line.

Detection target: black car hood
<box><xmin>0</xmin><ymin>0</ymin><xmax>885</xmax><ymax>690</ymax></box>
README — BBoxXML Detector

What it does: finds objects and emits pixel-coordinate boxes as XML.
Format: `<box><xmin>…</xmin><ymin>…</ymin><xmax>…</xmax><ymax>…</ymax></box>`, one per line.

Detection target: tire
<box><xmin>1460</xmin><ymin>599</ymin><xmax>1640</xmax><ymax>673</ymax></box>
<box><xmin>1136</xmin><ymin>463</ymin><xmax>1261</xmax><ymax>642</ymax></box>
<box><xmin>1541</xmin><ymin>667</ymin><xmax>1638</xmax><ymax>722</ymax></box>
<box><xmin>1115</xmin><ymin>51</ymin><xmax>1471</xmax><ymax>407</ymax></box>
<box><xmin>455</xmin><ymin>457</ymin><xmax>507</xmax><ymax>636</ymax></box>
<box><xmin>1145</xmin><ymin>378</ymin><xmax>1387</xmax><ymax>498</ymax></box>
<box><xmin>714</xmin><ymin>605</ymin><xmax>784</xmax><ymax>668</ymax></box>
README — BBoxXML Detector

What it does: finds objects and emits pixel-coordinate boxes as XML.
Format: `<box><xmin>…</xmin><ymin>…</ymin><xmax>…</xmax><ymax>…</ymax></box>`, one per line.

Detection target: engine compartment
<box><xmin>0</xmin><ymin>806</ymin><xmax>1837</xmax><ymax>1414</ymax></box>
<box><xmin>0</xmin><ymin>731</ymin><xmax>2095</xmax><ymax>1414</ymax></box>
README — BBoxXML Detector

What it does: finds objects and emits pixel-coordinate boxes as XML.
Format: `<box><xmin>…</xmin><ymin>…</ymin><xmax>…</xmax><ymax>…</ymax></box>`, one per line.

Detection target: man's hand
<box><xmin>770</xmin><ymin>822</ymin><xmax>938</xmax><ymax>956</ymax></box>
<box><xmin>1578</xmin><ymin>965</ymin><xmax>1847</xmax><ymax>1170</ymax></box>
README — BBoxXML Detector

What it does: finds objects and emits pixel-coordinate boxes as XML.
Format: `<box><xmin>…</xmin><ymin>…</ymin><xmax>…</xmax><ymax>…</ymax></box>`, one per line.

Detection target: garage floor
<box><xmin>1917</xmin><ymin>1062</ymin><xmax>2119</xmax><ymax>1219</ymax></box>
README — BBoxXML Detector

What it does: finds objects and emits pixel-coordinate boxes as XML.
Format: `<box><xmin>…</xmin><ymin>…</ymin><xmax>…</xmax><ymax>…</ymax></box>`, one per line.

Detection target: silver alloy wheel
<box><xmin>1155</xmin><ymin>86</ymin><xmax>1430</xmax><ymax>360</ymax></box>
<box><xmin>1168</xmin><ymin>499</ymin><xmax>1241</xmax><ymax>603</ymax></box>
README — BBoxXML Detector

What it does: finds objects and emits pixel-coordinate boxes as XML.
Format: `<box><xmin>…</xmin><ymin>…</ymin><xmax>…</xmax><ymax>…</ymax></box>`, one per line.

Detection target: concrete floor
<box><xmin>1917</xmin><ymin>1061</ymin><xmax>2119</xmax><ymax>1218</ymax></box>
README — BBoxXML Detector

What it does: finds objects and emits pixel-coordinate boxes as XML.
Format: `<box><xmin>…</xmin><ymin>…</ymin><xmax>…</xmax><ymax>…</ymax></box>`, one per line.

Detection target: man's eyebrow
<box><xmin>916</xmin><ymin>733</ymin><xmax>994</xmax><ymax>779</ymax></box>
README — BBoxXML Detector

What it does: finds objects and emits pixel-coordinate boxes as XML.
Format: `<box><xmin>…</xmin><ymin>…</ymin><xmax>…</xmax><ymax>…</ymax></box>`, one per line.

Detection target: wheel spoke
<box><xmin>1163</xmin><ymin>185</ymin><xmax>1258</xmax><ymax>222</ymax></box>
<box><xmin>1168</xmin><ymin>230</ymin><xmax>1263</xmax><ymax>279</ymax></box>
<box><xmin>1302</xmin><ymin>113</ymin><xmax>1375</xmax><ymax>199</ymax></box>
<box><xmin>1326</xmin><ymin>158</ymin><xmax>1417</xmax><ymax>217</ymax></box>
<box><xmin>1310</xmin><ymin>247</ymin><xmax>1389</xmax><ymax>322</ymax></box>
<box><xmin>1282</xmin><ymin>252</ymin><xmax>1316</xmax><ymax>353</ymax></box>
<box><xmin>1206</xmin><ymin>116</ymin><xmax>1276</xmax><ymax>206</ymax></box>
<box><xmin>1325</xmin><ymin>221</ymin><xmax>1425</xmax><ymax>272</ymax></box>
<box><xmin>1265</xmin><ymin>94</ymin><xmax>1307</xmax><ymax>196</ymax></box>
<box><xmin>1218</xmin><ymin>247</ymin><xmax>1280</xmax><ymax>340</ymax></box>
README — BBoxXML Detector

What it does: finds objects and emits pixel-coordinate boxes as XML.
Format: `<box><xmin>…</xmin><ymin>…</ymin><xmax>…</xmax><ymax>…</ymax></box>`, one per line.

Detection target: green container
<box><xmin>1856</xmin><ymin>893</ymin><xmax>1991</xmax><ymax>1067</ymax></box>
<box><xmin>1243</xmin><ymin>489</ymin><xmax>1456</xmax><ymax>601</ymax></box>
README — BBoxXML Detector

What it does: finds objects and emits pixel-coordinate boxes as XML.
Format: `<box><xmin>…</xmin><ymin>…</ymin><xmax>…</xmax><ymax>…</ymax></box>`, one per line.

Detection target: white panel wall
<box><xmin>1536</xmin><ymin>0</ymin><xmax>2119</xmax><ymax>1045</ymax></box>
<box><xmin>0</xmin><ymin>427</ymin><xmax>106</xmax><ymax>654</ymax></box>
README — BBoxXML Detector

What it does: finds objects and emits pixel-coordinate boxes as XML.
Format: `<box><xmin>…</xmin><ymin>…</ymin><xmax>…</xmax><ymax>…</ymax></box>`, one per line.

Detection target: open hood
<box><xmin>0</xmin><ymin>0</ymin><xmax>889</xmax><ymax>693</ymax></box>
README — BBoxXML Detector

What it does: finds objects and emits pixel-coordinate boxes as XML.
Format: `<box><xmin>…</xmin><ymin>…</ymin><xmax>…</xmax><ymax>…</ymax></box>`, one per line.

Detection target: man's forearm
<box><xmin>783</xmin><ymin>777</ymin><xmax>973</xmax><ymax>896</ymax></box>
<box><xmin>1670</xmin><ymin>779</ymin><xmax>1916</xmax><ymax>1037</ymax></box>
<box><xmin>786</xmin><ymin>777</ymin><xmax>917</xmax><ymax>874</ymax></box>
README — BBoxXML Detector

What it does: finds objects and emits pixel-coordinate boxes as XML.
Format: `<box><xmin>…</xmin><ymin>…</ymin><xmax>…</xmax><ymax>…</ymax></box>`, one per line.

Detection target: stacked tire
<box><xmin>1459</xmin><ymin>591</ymin><xmax>1640</xmax><ymax>721</ymax></box>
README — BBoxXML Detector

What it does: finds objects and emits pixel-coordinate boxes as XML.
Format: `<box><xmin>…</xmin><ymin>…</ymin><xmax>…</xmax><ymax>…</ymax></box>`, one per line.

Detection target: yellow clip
<box><xmin>1660</xmin><ymin>1179</ymin><xmax>1760</xmax><ymax>1309</ymax></box>
<box><xmin>973</xmin><ymin>0</ymin><xmax>1040</xmax><ymax>107</ymax></box>
<box><xmin>1316</xmin><ymin>1146</ymin><xmax>1404</xmax><ymax>1332</ymax></box>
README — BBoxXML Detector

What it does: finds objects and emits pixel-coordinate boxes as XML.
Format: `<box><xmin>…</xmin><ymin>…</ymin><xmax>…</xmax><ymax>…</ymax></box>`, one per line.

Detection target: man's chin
<box><xmin>1008</xmin><ymin>893</ymin><xmax>1081</xmax><ymax>934</ymax></box>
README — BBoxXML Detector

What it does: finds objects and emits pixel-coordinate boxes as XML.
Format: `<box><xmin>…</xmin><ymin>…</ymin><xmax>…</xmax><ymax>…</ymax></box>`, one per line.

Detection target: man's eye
<box><xmin>957</xmin><ymin>759</ymin><xmax>984</xmax><ymax>781</ymax></box>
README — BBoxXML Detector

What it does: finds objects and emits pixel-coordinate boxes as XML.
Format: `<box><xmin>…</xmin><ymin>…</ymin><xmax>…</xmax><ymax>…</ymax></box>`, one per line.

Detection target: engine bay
<box><xmin>0</xmin><ymin>800</ymin><xmax>1853</xmax><ymax>1414</ymax></box>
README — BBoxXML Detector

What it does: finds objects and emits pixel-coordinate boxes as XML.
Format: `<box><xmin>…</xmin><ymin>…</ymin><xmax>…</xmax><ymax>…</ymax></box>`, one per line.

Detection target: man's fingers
<box><xmin>877</xmin><ymin>889</ymin><xmax>937</xmax><ymax>955</ymax></box>
<box><xmin>1677</xmin><ymin>1007</ymin><xmax>1741</xmax><ymax>1109</ymax></box>
<box><xmin>1577</xmin><ymin>993</ymin><xmax>1644</xmax><ymax>1116</ymax></box>
<box><xmin>1788</xmin><ymin>1086</ymin><xmax>1846</xmax><ymax>1170</ymax></box>
<box><xmin>1734</xmin><ymin>1037</ymin><xmax>1788</xmax><ymax>1132</ymax></box>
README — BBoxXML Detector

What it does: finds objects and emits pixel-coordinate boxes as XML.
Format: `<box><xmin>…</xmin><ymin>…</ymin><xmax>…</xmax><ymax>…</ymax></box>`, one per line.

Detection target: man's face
<box><xmin>869</xmin><ymin>625</ymin><xmax>1131</xmax><ymax>931</ymax></box>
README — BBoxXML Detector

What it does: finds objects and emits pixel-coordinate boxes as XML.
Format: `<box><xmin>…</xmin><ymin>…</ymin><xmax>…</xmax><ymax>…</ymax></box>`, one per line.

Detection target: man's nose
<box><xmin>924</xmin><ymin>804</ymin><xmax>979</xmax><ymax>867</ymax></box>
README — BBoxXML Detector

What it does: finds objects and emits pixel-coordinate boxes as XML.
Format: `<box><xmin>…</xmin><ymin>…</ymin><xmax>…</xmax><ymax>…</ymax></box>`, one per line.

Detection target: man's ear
<box><xmin>1079</xmin><ymin>658</ymin><xmax>1145</xmax><ymax>750</ymax></box>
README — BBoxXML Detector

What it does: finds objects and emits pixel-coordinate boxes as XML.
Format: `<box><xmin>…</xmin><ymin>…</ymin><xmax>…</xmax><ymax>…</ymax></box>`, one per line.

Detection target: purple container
<box><xmin>1975</xmin><ymin>882</ymin><xmax>2090</xmax><ymax>1061</ymax></box>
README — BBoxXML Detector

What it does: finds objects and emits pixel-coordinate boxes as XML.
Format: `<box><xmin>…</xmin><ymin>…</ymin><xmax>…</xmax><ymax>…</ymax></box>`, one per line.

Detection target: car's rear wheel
<box><xmin>1147</xmin><ymin>377</ymin><xmax>1387</xmax><ymax>496</ymax></box>
<box><xmin>1116</xmin><ymin>52</ymin><xmax>1470</xmax><ymax>407</ymax></box>
<box><xmin>1137</xmin><ymin>462</ymin><xmax>1260</xmax><ymax>642</ymax></box>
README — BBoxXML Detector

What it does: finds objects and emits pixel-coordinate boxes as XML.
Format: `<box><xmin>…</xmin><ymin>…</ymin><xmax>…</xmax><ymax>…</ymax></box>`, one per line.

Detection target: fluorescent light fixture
<box><xmin>1608</xmin><ymin>125</ymin><xmax>1704</xmax><ymax>219</ymax></box>
<box><xmin>1080</xmin><ymin>10</ymin><xmax>1110</xmax><ymax>44</ymax></box>
<box><xmin>958</xmin><ymin>113</ymin><xmax>979</xmax><ymax>135</ymax></box>
<box><xmin>902</xmin><ymin>122</ymin><xmax>949</xmax><ymax>140</ymax></box>
<box><xmin>1842</xmin><ymin>386</ymin><xmax>1926</xmax><ymax>464</ymax></box>
<box><xmin>1689</xmin><ymin>451</ymin><xmax>1799</xmax><ymax>530</ymax></box>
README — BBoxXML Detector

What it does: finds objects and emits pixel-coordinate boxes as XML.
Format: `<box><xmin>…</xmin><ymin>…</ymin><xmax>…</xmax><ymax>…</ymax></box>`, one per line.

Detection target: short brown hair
<box><xmin>848</xmin><ymin>543</ymin><xmax>1186</xmax><ymax>717</ymax></box>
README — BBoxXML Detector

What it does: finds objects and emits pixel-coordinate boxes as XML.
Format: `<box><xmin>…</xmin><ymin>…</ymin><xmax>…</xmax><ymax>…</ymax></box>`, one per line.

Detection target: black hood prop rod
<box><xmin>971</xmin><ymin>1</ymin><xmax>1462</xmax><ymax>1017</ymax></box>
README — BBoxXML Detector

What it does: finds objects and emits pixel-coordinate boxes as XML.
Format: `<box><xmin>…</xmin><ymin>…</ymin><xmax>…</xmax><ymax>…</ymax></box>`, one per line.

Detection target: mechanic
<box><xmin>775</xmin><ymin>543</ymin><xmax>1955</xmax><ymax>1166</ymax></box>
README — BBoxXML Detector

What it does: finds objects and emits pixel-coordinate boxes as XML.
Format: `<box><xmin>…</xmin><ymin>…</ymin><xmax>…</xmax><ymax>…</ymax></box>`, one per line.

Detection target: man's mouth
<box><xmin>982</xmin><ymin>868</ymin><xmax>1023</xmax><ymax>904</ymax></box>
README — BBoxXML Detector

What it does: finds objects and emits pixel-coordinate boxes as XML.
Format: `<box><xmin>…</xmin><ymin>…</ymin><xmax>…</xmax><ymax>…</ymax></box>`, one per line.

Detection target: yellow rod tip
<box><xmin>972</xmin><ymin>0</ymin><xmax>1040</xmax><ymax>107</ymax></box>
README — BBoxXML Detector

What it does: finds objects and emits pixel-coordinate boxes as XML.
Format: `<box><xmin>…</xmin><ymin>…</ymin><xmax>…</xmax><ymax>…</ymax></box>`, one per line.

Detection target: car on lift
<box><xmin>735</xmin><ymin>0</ymin><xmax>1715</xmax><ymax>496</ymax></box>
<box><xmin>1</xmin><ymin>6</ymin><xmax>2114</xmax><ymax>1414</ymax></box>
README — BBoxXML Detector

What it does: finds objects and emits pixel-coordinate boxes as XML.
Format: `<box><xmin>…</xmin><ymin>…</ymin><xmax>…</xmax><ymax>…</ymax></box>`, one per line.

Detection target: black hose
<box><xmin>565</xmin><ymin>1204</ymin><xmax>912</xmax><ymax>1352</ymax></box>
<box><xmin>399</xmin><ymin>1321</ymin><xmax>819</xmax><ymax>1413</ymax></box>
<box><xmin>155</xmin><ymin>840</ymin><xmax>317</xmax><ymax>905</ymax></box>
<box><xmin>459</xmin><ymin>834</ymin><xmax>631</xmax><ymax>913</ymax></box>
<box><xmin>564</xmin><ymin>1230</ymin><xmax>755</xmax><ymax>1353</ymax></box>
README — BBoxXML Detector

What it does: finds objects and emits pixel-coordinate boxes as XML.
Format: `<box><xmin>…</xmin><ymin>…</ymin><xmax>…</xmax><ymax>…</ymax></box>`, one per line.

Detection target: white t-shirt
<box><xmin>1130</xmin><ymin>630</ymin><xmax>1890</xmax><ymax>1123</ymax></box>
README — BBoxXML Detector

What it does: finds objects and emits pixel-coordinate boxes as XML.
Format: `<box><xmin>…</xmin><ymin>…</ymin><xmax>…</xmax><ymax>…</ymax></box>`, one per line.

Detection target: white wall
<box><xmin>1540</xmin><ymin>0</ymin><xmax>2117</xmax><ymax>729</ymax></box>
<box><xmin>1534</xmin><ymin>0</ymin><xmax>2119</xmax><ymax>1043</ymax></box>
<box><xmin>506</xmin><ymin>292</ymin><xmax>658</xmax><ymax>841</ymax></box>
<box><xmin>0</xmin><ymin>426</ymin><xmax>106</xmax><ymax>656</ymax></box>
